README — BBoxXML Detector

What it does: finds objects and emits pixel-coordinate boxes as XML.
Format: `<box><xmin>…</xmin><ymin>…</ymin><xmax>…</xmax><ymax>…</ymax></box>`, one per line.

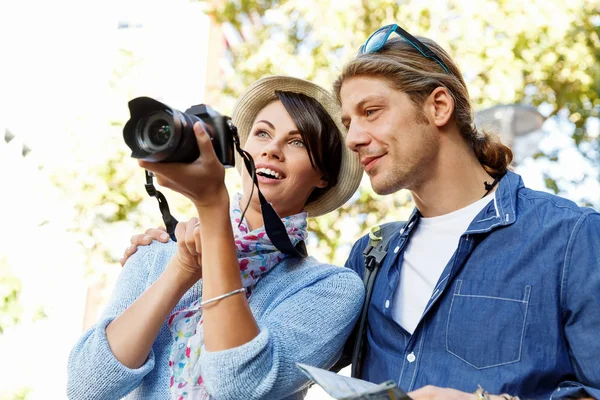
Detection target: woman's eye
<box><xmin>290</xmin><ymin>139</ymin><xmax>305</xmax><ymax>148</ymax></box>
<box><xmin>255</xmin><ymin>130</ymin><xmax>269</xmax><ymax>138</ymax></box>
<box><xmin>366</xmin><ymin>109</ymin><xmax>378</xmax><ymax>117</ymax></box>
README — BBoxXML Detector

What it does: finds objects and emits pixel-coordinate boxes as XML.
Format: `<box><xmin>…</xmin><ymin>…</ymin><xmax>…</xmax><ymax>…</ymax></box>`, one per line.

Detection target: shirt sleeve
<box><xmin>558</xmin><ymin>211</ymin><xmax>600</xmax><ymax>399</ymax></box>
<box><xmin>344</xmin><ymin>234</ymin><xmax>370</xmax><ymax>279</ymax></box>
<box><xmin>198</xmin><ymin>268</ymin><xmax>365</xmax><ymax>400</ymax></box>
<box><xmin>328</xmin><ymin>235</ymin><xmax>370</xmax><ymax>371</ymax></box>
<box><xmin>66</xmin><ymin>243</ymin><xmax>164</xmax><ymax>400</ymax></box>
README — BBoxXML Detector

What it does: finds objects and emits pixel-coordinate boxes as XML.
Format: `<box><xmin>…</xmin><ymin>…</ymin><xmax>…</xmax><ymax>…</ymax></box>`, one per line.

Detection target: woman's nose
<box><xmin>261</xmin><ymin>140</ymin><xmax>284</xmax><ymax>160</ymax></box>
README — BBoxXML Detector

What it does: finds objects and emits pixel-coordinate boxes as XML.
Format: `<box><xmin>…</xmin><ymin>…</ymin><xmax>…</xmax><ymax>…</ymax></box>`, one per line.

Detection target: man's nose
<box><xmin>345</xmin><ymin>121</ymin><xmax>370</xmax><ymax>152</ymax></box>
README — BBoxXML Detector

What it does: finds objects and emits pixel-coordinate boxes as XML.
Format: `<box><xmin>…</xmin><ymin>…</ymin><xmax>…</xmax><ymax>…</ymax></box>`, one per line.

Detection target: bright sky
<box><xmin>0</xmin><ymin>1</ymin><xmax>213</xmax><ymax>398</ymax></box>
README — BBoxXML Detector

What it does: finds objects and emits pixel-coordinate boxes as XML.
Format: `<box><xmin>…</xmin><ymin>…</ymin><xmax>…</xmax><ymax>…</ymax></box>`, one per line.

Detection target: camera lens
<box><xmin>147</xmin><ymin>120</ymin><xmax>171</xmax><ymax>147</ymax></box>
<box><xmin>124</xmin><ymin>97</ymin><xmax>234</xmax><ymax>165</ymax></box>
<box><xmin>138</xmin><ymin>116</ymin><xmax>175</xmax><ymax>153</ymax></box>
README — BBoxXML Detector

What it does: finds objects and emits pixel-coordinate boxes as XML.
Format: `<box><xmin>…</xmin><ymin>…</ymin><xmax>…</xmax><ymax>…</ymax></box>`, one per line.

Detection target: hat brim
<box><xmin>231</xmin><ymin>75</ymin><xmax>363</xmax><ymax>218</ymax></box>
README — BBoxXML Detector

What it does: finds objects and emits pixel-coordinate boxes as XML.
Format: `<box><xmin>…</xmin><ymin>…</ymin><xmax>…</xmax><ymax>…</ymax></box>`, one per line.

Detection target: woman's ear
<box><xmin>316</xmin><ymin>177</ymin><xmax>328</xmax><ymax>189</ymax></box>
<box><xmin>428</xmin><ymin>87</ymin><xmax>454</xmax><ymax>127</ymax></box>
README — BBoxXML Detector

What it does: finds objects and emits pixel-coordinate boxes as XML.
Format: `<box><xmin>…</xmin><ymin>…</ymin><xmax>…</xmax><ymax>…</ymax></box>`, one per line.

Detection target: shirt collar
<box><xmin>466</xmin><ymin>170</ymin><xmax>522</xmax><ymax>233</ymax></box>
<box><xmin>405</xmin><ymin>171</ymin><xmax>523</xmax><ymax>235</ymax></box>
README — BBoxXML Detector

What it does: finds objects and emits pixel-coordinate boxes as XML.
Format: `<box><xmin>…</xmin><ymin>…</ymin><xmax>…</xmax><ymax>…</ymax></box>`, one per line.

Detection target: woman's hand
<box><xmin>119</xmin><ymin>226</ymin><xmax>170</xmax><ymax>267</ymax></box>
<box><xmin>105</xmin><ymin>218</ymin><xmax>203</xmax><ymax>370</ymax></box>
<box><xmin>139</xmin><ymin>122</ymin><xmax>228</xmax><ymax>209</ymax></box>
<box><xmin>171</xmin><ymin>218</ymin><xmax>203</xmax><ymax>283</ymax></box>
<box><xmin>119</xmin><ymin>219</ymin><xmax>204</xmax><ymax>283</ymax></box>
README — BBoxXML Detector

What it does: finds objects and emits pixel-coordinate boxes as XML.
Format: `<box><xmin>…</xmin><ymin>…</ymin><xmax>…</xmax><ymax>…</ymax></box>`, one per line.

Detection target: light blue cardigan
<box><xmin>67</xmin><ymin>241</ymin><xmax>364</xmax><ymax>399</ymax></box>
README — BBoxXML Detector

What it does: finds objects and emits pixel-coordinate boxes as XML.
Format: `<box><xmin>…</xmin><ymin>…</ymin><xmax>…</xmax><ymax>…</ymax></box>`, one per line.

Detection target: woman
<box><xmin>67</xmin><ymin>76</ymin><xmax>364</xmax><ymax>400</ymax></box>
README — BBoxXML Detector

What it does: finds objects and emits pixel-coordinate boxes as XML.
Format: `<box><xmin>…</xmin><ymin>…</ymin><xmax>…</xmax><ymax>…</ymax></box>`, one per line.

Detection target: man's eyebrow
<box><xmin>355</xmin><ymin>95</ymin><xmax>387</xmax><ymax>111</ymax></box>
<box><xmin>341</xmin><ymin>95</ymin><xmax>387</xmax><ymax>126</ymax></box>
<box><xmin>254</xmin><ymin>120</ymin><xmax>275</xmax><ymax>129</ymax></box>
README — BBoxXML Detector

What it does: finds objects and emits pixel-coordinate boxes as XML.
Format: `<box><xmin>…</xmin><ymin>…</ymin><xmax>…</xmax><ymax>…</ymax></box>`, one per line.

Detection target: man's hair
<box><xmin>333</xmin><ymin>36</ymin><xmax>513</xmax><ymax>178</ymax></box>
<box><xmin>275</xmin><ymin>90</ymin><xmax>342</xmax><ymax>204</ymax></box>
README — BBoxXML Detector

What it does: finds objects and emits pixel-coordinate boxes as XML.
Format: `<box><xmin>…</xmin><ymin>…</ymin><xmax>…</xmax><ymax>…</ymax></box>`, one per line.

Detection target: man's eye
<box><xmin>366</xmin><ymin>109</ymin><xmax>377</xmax><ymax>117</ymax></box>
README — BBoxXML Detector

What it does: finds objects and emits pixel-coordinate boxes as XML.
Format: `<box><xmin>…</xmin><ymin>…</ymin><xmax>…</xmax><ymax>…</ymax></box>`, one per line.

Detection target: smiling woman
<box><xmin>66</xmin><ymin>76</ymin><xmax>364</xmax><ymax>400</ymax></box>
<box><xmin>240</xmin><ymin>92</ymin><xmax>342</xmax><ymax>228</ymax></box>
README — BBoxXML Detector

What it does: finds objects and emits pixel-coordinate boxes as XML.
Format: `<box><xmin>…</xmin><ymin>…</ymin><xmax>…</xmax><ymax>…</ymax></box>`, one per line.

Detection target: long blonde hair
<box><xmin>333</xmin><ymin>37</ymin><xmax>513</xmax><ymax>178</ymax></box>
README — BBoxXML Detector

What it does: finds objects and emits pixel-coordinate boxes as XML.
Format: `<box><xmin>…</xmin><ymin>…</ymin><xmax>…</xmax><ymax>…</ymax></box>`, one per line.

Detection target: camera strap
<box><xmin>144</xmin><ymin>170</ymin><xmax>179</xmax><ymax>241</ymax></box>
<box><xmin>142</xmin><ymin>123</ymin><xmax>307</xmax><ymax>258</ymax></box>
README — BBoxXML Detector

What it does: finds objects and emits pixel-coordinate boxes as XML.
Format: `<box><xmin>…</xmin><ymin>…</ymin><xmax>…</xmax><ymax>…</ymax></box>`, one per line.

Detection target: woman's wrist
<box><xmin>164</xmin><ymin>258</ymin><xmax>201</xmax><ymax>294</ymax></box>
<box><xmin>194</xmin><ymin>187</ymin><xmax>230</xmax><ymax>216</ymax></box>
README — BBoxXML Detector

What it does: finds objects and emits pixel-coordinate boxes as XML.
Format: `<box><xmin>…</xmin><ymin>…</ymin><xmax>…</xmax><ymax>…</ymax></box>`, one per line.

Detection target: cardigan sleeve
<box><xmin>66</xmin><ymin>243</ymin><xmax>163</xmax><ymax>400</ymax></box>
<box><xmin>198</xmin><ymin>267</ymin><xmax>364</xmax><ymax>400</ymax></box>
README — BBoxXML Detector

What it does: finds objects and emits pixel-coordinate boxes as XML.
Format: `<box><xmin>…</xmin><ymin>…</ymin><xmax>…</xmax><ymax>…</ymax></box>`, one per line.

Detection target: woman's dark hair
<box><xmin>275</xmin><ymin>90</ymin><xmax>342</xmax><ymax>205</ymax></box>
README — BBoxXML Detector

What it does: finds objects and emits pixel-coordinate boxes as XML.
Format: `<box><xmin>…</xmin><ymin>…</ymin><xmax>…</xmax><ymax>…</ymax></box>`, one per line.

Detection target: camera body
<box><xmin>123</xmin><ymin>97</ymin><xmax>235</xmax><ymax>166</ymax></box>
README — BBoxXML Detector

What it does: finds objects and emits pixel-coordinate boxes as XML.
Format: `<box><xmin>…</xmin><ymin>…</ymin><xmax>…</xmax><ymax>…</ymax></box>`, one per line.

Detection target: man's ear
<box><xmin>426</xmin><ymin>87</ymin><xmax>454</xmax><ymax>127</ymax></box>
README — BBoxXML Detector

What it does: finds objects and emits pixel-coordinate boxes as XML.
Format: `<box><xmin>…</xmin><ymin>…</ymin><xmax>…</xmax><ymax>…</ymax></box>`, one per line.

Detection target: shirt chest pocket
<box><xmin>445</xmin><ymin>279</ymin><xmax>532</xmax><ymax>369</ymax></box>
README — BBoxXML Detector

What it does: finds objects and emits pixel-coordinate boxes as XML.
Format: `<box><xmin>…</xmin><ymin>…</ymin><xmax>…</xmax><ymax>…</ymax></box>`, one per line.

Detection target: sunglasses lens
<box><xmin>363</xmin><ymin>28</ymin><xmax>390</xmax><ymax>53</ymax></box>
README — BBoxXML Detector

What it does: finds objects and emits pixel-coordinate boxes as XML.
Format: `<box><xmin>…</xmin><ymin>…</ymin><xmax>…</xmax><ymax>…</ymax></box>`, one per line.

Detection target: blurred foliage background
<box><xmin>208</xmin><ymin>0</ymin><xmax>600</xmax><ymax>262</ymax></box>
<box><xmin>0</xmin><ymin>0</ymin><xmax>598</xmax><ymax>398</ymax></box>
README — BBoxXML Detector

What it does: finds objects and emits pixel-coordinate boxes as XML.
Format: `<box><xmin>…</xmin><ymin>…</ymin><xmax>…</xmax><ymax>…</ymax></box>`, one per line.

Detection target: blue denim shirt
<box><xmin>345</xmin><ymin>171</ymin><xmax>600</xmax><ymax>399</ymax></box>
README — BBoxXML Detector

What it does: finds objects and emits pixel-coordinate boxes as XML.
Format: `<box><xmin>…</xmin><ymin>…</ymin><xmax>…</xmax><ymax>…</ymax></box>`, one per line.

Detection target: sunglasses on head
<box><xmin>358</xmin><ymin>23</ymin><xmax>452</xmax><ymax>75</ymax></box>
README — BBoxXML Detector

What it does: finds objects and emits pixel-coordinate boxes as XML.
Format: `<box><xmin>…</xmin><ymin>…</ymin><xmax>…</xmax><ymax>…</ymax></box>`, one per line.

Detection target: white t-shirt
<box><xmin>391</xmin><ymin>193</ymin><xmax>495</xmax><ymax>334</ymax></box>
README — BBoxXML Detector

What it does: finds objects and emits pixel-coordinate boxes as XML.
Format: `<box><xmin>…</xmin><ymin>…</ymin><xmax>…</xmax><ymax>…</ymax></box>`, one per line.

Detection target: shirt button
<box><xmin>385</xmin><ymin>300</ymin><xmax>390</xmax><ymax>308</ymax></box>
<box><xmin>407</xmin><ymin>352</ymin><xmax>416</xmax><ymax>363</ymax></box>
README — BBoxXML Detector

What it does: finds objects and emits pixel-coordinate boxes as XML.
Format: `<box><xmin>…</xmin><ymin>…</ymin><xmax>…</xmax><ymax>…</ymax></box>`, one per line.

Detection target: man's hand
<box><xmin>409</xmin><ymin>385</ymin><xmax>594</xmax><ymax>400</ymax></box>
<box><xmin>408</xmin><ymin>385</ymin><xmax>506</xmax><ymax>400</ymax></box>
<box><xmin>119</xmin><ymin>226</ymin><xmax>170</xmax><ymax>266</ymax></box>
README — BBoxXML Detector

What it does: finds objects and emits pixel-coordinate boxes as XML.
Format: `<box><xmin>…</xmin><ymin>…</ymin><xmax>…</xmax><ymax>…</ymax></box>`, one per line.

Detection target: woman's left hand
<box><xmin>139</xmin><ymin>122</ymin><xmax>228</xmax><ymax>208</ymax></box>
<box><xmin>171</xmin><ymin>218</ymin><xmax>203</xmax><ymax>283</ymax></box>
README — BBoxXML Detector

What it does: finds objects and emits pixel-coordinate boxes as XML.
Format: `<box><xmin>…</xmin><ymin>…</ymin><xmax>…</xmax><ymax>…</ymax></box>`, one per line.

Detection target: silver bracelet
<box><xmin>200</xmin><ymin>287</ymin><xmax>246</xmax><ymax>307</ymax></box>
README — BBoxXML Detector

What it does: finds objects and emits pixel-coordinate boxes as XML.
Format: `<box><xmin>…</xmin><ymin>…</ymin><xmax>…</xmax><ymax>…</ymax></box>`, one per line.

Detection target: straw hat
<box><xmin>231</xmin><ymin>75</ymin><xmax>363</xmax><ymax>217</ymax></box>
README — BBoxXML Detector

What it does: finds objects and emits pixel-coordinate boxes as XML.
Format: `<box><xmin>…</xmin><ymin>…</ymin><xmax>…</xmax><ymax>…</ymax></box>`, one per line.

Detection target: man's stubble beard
<box><xmin>370</xmin><ymin>162</ymin><xmax>415</xmax><ymax>195</ymax></box>
<box><xmin>369</xmin><ymin>135</ymin><xmax>439</xmax><ymax>196</ymax></box>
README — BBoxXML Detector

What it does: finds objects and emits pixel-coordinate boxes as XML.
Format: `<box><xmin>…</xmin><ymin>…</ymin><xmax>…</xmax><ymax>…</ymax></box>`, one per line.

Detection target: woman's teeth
<box><xmin>256</xmin><ymin>167</ymin><xmax>282</xmax><ymax>179</ymax></box>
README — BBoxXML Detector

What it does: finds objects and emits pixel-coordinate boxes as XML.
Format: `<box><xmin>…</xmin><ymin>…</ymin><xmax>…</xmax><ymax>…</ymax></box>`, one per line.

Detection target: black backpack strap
<box><xmin>350</xmin><ymin>221</ymin><xmax>406</xmax><ymax>378</ymax></box>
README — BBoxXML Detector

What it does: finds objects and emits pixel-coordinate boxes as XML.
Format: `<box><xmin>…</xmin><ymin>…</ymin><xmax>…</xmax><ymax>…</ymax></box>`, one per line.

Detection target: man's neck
<box><xmin>410</xmin><ymin>136</ymin><xmax>496</xmax><ymax>218</ymax></box>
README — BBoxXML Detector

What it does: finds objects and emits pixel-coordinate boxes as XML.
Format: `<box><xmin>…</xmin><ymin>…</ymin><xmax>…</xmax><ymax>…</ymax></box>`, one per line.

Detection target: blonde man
<box><xmin>334</xmin><ymin>24</ymin><xmax>599</xmax><ymax>400</ymax></box>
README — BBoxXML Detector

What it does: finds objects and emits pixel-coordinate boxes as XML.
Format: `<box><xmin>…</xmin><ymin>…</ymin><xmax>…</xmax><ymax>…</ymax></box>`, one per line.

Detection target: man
<box><xmin>332</xmin><ymin>24</ymin><xmax>600</xmax><ymax>399</ymax></box>
<box><xmin>123</xmin><ymin>24</ymin><xmax>600</xmax><ymax>399</ymax></box>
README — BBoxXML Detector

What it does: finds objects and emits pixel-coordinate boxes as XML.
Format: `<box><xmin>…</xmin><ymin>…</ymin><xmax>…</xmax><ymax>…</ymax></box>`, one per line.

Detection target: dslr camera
<box><xmin>123</xmin><ymin>97</ymin><xmax>236</xmax><ymax>166</ymax></box>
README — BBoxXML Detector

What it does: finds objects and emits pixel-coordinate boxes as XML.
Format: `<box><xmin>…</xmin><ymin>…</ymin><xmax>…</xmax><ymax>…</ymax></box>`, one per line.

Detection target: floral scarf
<box><xmin>167</xmin><ymin>193</ymin><xmax>307</xmax><ymax>399</ymax></box>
